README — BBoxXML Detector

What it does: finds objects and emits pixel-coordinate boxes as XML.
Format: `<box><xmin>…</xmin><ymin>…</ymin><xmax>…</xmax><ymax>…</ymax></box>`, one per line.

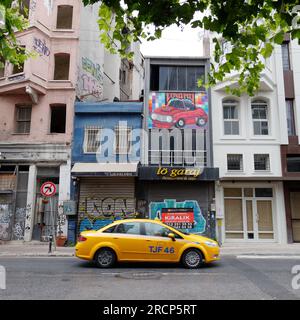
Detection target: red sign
<box><xmin>40</xmin><ymin>181</ymin><xmax>57</xmax><ymax>197</ymax></box>
<box><xmin>162</xmin><ymin>208</ymin><xmax>194</xmax><ymax>229</ymax></box>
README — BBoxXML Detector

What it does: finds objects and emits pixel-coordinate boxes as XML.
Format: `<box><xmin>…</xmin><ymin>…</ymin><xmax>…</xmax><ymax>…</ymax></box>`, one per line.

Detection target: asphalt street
<box><xmin>0</xmin><ymin>256</ymin><xmax>300</xmax><ymax>300</ymax></box>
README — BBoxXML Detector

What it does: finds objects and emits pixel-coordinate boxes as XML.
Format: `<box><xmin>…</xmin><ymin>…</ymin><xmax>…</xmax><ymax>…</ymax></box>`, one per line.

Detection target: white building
<box><xmin>211</xmin><ymin>38</ymin><xmax>296</xmax><ymax>244</ymax></box>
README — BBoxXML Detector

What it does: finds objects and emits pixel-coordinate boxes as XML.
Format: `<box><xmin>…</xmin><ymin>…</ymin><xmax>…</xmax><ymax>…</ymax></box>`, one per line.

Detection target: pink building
<box><xmin>0</xmin><ymin>1</ymin><xmax>144</xmax><ymax>242</ymax></box>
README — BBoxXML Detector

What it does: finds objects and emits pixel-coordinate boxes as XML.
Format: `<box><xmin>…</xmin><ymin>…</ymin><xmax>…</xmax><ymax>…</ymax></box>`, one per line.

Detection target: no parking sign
<box><xmin>40</xmin><ymin>181</ymin><xmax>57</xmax><ymax>197</ymax></box>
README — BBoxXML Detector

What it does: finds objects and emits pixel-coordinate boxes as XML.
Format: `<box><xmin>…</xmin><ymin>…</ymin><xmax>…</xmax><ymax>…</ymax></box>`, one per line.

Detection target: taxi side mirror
<box><xmin>168</xmin><ymin>233</ymin><xmax>176</xmax><ymax>241</ymax></box>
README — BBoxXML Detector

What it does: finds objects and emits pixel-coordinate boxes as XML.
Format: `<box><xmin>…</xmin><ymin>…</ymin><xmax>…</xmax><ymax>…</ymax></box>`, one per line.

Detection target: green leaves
<box><xmin>0</xmin><ymin>1</ymin><xmax>30</xmax><ymax>68</ymax></box>
<box><xmin>83</xmin><ymin>0</ymin><xmax>300</xmax><ymax>96</ymax></box>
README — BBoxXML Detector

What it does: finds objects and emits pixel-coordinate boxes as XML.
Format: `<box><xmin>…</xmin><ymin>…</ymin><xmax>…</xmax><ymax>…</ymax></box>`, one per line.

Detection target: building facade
<box><xmin>212</xmin><ymin>42</ymin><xmax>291</xmax><ymax>244</ymax></box>
<box><xmin>279</xmin><ymin>36</ymin><xmax>300</xmax><ymax>243</ymax></box>
<box><xmin>71</xmin><ymin>102</ymin><xmax>143</xmax><ymax>241</ymax></box>
<box><xmin>139</xmin><ymin>56</ymin><xmax>219</xmax><ymax>240</ymax></box>
<box><xmin>0</xmin><ymin>1</ymin><xmax>144</xmax><ymax>242</ymax></box>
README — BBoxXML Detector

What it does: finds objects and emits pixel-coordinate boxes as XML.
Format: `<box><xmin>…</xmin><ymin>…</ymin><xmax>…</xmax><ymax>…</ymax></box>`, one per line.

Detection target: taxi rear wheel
<box><xmin>181</xmin><ymin>249</ymin><xmax>204</xmax><ymax>269</ymax></box>
<box><xmin>94</xmin><ymin>248</ymin><xmax>116</xmax><ymax>268</ymax></box>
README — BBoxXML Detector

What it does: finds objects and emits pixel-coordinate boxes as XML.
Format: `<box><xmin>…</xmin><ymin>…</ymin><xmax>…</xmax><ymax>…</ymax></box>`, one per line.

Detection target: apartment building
<box><xmin>212</xmin><ymin>42</ymin><xmax>292</xmax><ymax>244</ymax></box>
<box><xmin>0</xmin><ymin>1</ymin><xmax>144</xmax><ymax>242</ymax></box>
<box><xmin>139</xmin><ymin>56</ymin><xmax>219</xmax><ymax>239</ymax></box>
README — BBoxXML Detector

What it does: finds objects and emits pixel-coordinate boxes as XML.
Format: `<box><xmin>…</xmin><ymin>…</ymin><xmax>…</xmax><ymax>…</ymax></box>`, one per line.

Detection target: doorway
<box><xmin>224</xmin><ymin>187</ymin><xmax>274</xmax><ymax>241</ymax></box>
<box><xmin>290</xmin><ymin>192</ymin><xmax>300</xmax><ymax>242</ymax></box>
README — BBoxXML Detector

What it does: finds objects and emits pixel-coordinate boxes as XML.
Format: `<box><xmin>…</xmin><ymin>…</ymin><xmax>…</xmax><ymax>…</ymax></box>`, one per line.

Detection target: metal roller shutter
<box><xmin>77</xmin><ymin>177</ymin><xmax>136</xmax><ymax>235</ymax></box>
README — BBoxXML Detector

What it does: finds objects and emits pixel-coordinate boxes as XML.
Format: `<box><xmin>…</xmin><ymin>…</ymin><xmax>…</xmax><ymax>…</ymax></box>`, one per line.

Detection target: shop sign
<box><xmin>162</xmin><ymin>208</ymin><xmax>194</xmax><ymax>229</ymax></box>
<box><xmin>139</xmin><ymin>166</ymin><xmax>219</xmax><ymax>181</ymax></box>
<box><xmin>156</xmin><ymin>167</ymin><xmax>202</xmax><ymax>180</ymax></box>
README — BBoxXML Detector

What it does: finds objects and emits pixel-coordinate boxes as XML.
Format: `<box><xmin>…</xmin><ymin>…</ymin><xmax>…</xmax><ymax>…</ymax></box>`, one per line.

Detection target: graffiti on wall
<box><xmin>0</xmin><ymin>204</ymin><xmax>11</xmax><ymax>240</ymax></box>
<box><xmin>149</xmin><ymin>199</ymin><xmax>206</xmax><ymax>234</ymax></box>
<box><xmin>33</xmin><ymin>38</ymin><xmax>50</xmax><ymax>57</ymax></box>
<box><xmin>12</xmin><ymin>207</ymin><xmax>26</xmax><ymax>240</ymax></box>
<box><xmin>78</xmin><ymin>197</ymin><xmax>137</xmax><ymax>233</ymax></box>
<box><xmin>77</xmin><ymin>57</ymin><xmax>104</xmax><ymax>101</ymax></box>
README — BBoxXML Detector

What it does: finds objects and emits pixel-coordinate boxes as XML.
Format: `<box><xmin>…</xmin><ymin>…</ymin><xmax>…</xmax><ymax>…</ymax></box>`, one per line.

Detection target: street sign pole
<box><xmin>50</xmin><ymin>197</ymin><xmax>56</xmax><ymax>251</ymax></box>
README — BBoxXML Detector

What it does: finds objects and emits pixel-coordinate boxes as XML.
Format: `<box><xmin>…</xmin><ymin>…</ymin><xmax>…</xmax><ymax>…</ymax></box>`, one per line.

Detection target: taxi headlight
<box><xmin>152</xmin><ymin>113</ymin><xmax>158</xmax><ymax>120</ymax></box>
<box><xmin>204</xmin><ymin>240</ymin><xmax>218</xmax><ymax>247</ymax></box>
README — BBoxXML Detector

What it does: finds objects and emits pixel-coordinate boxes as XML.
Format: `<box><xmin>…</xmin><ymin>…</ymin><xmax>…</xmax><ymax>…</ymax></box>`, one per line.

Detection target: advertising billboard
<box><xmin>148</xmin><ymin>92</ymin><xmax>209</xmax><ymax>129</ymax></box>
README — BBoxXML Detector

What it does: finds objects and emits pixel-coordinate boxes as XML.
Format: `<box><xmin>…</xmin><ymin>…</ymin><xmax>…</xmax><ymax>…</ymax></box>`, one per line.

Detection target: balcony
<box><xmin>148</xmin><ymin>150</ymin><xmax>207</xmax><ymax>167</ymax></box>
<box><xmin>0</xmin><ymin>72</ymin><xmax>47</xmax><ymax>97</ymax></box>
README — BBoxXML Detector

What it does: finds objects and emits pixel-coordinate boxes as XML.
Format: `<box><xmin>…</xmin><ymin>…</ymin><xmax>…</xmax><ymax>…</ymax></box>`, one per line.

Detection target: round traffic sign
<box><xmin>40</xmin><ymin>181</ymin><xmax>57</xmax><ymax>197</ymax></box>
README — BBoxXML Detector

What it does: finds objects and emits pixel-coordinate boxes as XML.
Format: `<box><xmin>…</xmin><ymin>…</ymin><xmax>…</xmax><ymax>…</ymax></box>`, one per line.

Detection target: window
<box><xmin>287</xmin><ymin>155</ymin><xmax>300</xmax><ymax>172</ymax></box>
<box><xmin>56</xmin><ymin>5</ymin><xmax>73</xmax><ymax>29</ymax></box>
<box><xmin>223</xmin><ymin>99</ymin><xmax>239</xmax><ymax>135</ymax></box>
<box><xmin>102</xmin><ymin>226</ymin><xmax>116</xmax><ymax>233</ymax></box>
<box><xmin>114</xmin><ymin>222</ymin><xmax>140</xmax><ymax>235</ymax></box>
<box><xmin>54</xmin><ymin>53</ymin><xmax>70</xmax><ymax>80</ymax></box>
<box><xmin>281</xmin><ymin>42</ymin><xmax>291</xmax><ymax>71</ymax></box>
<box><xmin>251</xmin><ymin>100</ymin><xmax>269</xmax><ymax>135</ymax></box>
<box><xmin>19</xmin><ymin>0</ymin><xmax>30</xmax><ymax>18</ymax></box>
<box><xmin>255</xmin><ymin>188</ymin><xmax>273</xmax><ymax>197</ymax></box>
<box><xmin>84</xmin><ymin>126</ymin><xmax>102</xmax><ymax>153</ymax></box>
<box><xmin>227</xmin><ymin>154</ymin><xmax>243</xmax><ymax>171</ymax></box>
<box><xmin>12</xmin><ymin>46</ymin><xmax>26</xmax><ymax>74</ymax></box>
<box><xmin>286</xmin><ymin>100</ymin><xmax>296</xmax><ymax>136</ymax></box>
<box><xmin>50</xmin><ymin>104</ymin><xmax>66</xmax><ymax>133</ymax></box>
<box><xmin>150</xmin><ymin>65</ymin><xmax>205</xmax><ymax>91</ymax></box>
<box><xmin>15</xmin><ymin>106</ymin><xmax>32</xmax><ymax>134</ymax></box>
<box><xmin>144</xmin><ymin>223</ymin><xmax>176</xmax><ymax>238</ymax></box>
<box><xmin>0</xmin><ymin>58</ymin><xmax>4</xmax><ymax>78</ymax></box>
<box><xmin>114</xmin><ymin>125</ymin><xmax>132</xmax><ymax>154</ymax></box>
<box><xmin>254</xmin><ymin>154</ymin><xmax>270</xmax><ymax>171</ymax></box>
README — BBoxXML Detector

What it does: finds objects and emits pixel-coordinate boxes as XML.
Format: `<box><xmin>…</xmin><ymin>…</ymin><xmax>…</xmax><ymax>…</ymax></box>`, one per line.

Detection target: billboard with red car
<box><xmin>148</xmin><ymin>92</ymin><xmax>209</xmax><ymax>129</ymax></box>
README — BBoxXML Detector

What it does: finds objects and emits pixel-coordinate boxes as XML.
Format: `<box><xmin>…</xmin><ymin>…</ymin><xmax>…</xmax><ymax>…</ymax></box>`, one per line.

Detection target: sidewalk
<box><xmin>220</xmin><ymin>243</ymin><xmax>300</xmax><ymax>257</ymax></box>
<box><xmin>0</xmin><ymin>241</ymin><xmax>299</xmax><ymax>258</ymax></box>
<box><xmin>0</xmin><ymin>241</ymin><xmax>75</xmax><ymax>257</ymax></box>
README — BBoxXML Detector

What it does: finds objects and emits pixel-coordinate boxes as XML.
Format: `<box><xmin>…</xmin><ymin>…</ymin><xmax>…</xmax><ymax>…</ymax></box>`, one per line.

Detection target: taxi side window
<box><xmin>102</xmin><ymin>226</ymin><xmax>116</xmax><ymax>233</ymax></box>
<box><xmin>115</xmin><ymin>222</ymin><xmax>140</xmax><ymax>235</ymax></box>
<box><xmin>144</xmin><ymin>223</ymin><xmax>181</xmax><ymax>238</ymax></box>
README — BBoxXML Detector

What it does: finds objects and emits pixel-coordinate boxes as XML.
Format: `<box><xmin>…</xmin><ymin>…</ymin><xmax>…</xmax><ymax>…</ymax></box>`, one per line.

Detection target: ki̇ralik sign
<box><xmin>162</xmin><ymin>208</ymin><xmax>194</xmax><ymax>229</ymax></box>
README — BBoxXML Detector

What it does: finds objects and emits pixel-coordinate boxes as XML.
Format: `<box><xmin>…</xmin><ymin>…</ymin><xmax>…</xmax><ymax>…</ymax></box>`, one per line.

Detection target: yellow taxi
<box><xmin>75</xmin><ymin>219</ymin><xmax>220</xmax><ymax>269</ymax></box>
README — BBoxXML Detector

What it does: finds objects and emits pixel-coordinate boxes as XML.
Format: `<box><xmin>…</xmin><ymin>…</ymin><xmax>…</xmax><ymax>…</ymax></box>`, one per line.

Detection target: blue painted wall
<box><xmin>72</xmin><ymin>102</ymin><xmax>143</xmax><ymax>163</ymax></box>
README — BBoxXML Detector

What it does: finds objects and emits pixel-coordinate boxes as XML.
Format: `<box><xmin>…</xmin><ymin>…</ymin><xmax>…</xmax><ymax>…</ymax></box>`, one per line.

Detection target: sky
<box><xmin>140</xmin><ymin>24</ymin><xmax>204</xmax><ymax>57</ymax></box>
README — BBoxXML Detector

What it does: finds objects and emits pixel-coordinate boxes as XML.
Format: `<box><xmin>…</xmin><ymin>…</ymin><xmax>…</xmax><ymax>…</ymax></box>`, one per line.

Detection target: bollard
<box><xmin>48</xmin><ymin>234</ymin><xmax>53</xmax><ymax>253</ymax></box>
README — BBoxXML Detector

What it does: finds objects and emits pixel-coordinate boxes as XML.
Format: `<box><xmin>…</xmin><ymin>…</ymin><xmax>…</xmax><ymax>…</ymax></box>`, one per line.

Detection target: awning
<box><xmin>71</xmin><ymin>162</ymin><xmax>139</xmax><ymax>177</ymax></box>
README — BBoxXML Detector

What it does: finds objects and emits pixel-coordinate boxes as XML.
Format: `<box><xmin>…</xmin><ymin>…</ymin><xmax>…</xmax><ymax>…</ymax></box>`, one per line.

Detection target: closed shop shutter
<box><xmin>78</xmin><ymin>177</ymin><xmax>136</xmax><ymax>234</ymax></box>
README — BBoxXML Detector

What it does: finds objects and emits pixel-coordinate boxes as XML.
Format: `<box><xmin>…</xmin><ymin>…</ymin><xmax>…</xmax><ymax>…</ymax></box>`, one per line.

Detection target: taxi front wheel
<box><xmin>94</xmin><ymin>248</ymin><xmax>116</xmax><ymax>268</ymax></box>
<box><xmin>181</xmin><ymin>249</ymin><xmax>204</xmax><ymax>269</ymax></box>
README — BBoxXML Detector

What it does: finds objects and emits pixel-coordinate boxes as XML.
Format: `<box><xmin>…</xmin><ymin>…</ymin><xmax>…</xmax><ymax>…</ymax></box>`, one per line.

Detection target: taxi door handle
<box><xmin>113</xmin><ymin>237</ymin><xmax>119</xmax><ymax>240</ymax></box>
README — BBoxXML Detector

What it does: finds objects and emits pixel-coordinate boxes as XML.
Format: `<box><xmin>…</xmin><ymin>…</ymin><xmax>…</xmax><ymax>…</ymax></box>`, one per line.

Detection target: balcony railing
<box><xmin>148</xmin><ymin>150</ymin><xmax>207</xmax><ymax>167</ymax></box>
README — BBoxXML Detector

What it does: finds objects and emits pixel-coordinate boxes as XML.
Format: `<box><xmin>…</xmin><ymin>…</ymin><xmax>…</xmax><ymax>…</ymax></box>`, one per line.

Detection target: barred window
<box><xmin>84</xmin><ymin>126</ymin><xmax>101</xmax><ymax>153</ymax></box>
<box><xmin>114</xmin><ymin>125</ymin><xmax>132</xmax><ymax>155</ymax></box>
<box><xmin>227</xmin><ymin>154</ymin><xmax>243</xmax><ymax>171</ymax></box>
<box><xmin>254</xmin><ymin>154</ymin><xmax>270</xmax><ymax>171</ymax></box>
<box><xmin>252</xmin><ymin>100</ymin><xmax>269</xmax><ymax>135</ymax></box>
<box><xmin>223</xmin><ymin>99</ymin><xmax>239</xmax><ymax>135</ymax></box>
<box><xmin>15</xmin><ymin>106</ymin><xmax>32</xmax><ymax>134</ymax></box>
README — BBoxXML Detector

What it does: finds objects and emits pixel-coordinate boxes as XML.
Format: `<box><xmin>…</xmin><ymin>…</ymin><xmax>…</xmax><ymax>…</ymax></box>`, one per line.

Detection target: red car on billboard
<box><xmin>151</xmin><ymin>98</ymin><xmax>208</xmax><ymax>129</ymax></box>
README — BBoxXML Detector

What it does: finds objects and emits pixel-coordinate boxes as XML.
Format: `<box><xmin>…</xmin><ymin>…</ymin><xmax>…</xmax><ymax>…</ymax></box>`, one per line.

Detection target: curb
<box><xmin>0</xmin><ymin>252</ymin><xmax>75</xmax><ymax>257</ymax></box>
